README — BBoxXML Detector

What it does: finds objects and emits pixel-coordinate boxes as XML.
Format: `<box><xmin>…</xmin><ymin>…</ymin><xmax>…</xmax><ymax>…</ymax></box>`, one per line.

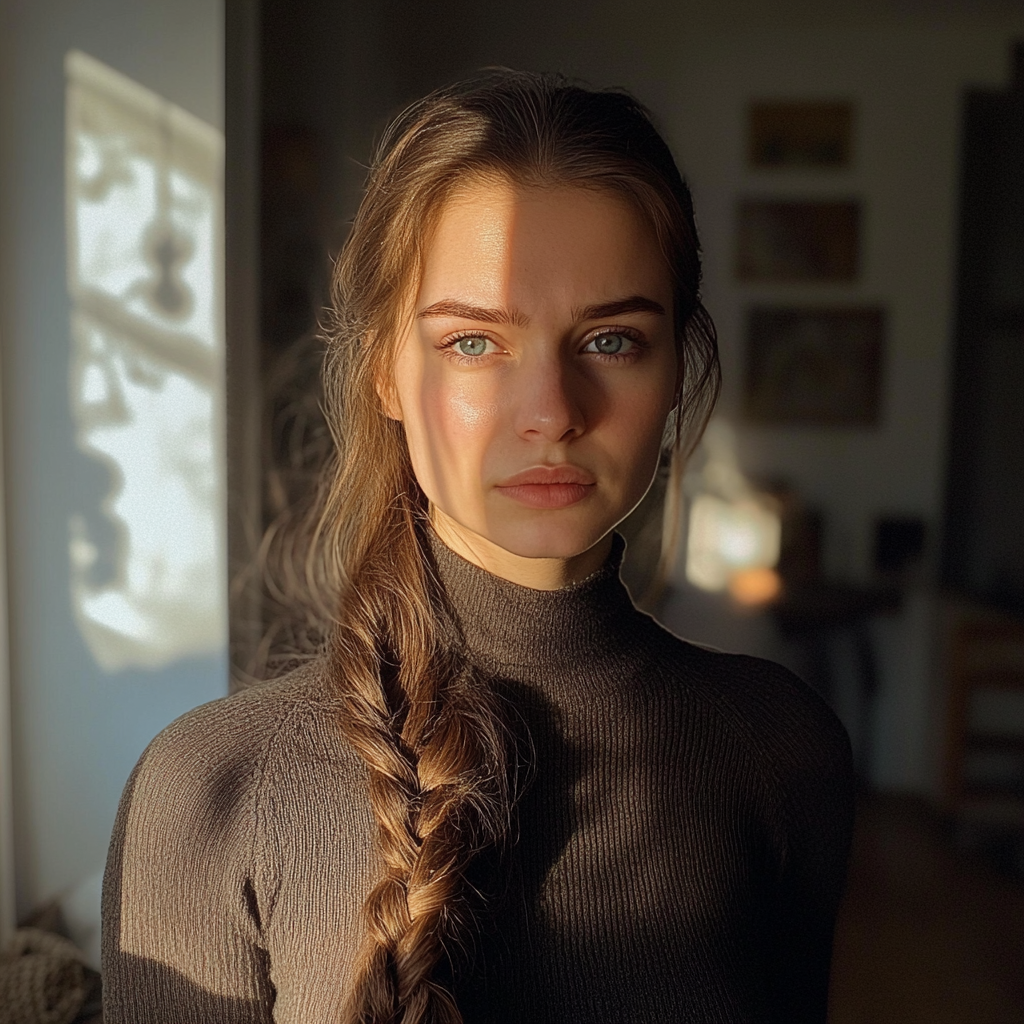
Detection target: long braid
<box><xmin>321</xmin><ymin>395</ymin><xmax>511</xmax><ymax>1023</ymax></box>
<box><xmin>335</xmin><ymin>569</ymin><xmax>512</xmax><ymax>1022</ymax></box>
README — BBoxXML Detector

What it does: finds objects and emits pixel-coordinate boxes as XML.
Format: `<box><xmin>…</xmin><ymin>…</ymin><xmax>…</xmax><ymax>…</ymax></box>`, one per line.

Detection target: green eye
<box><xmin>587</xmin><ymin>332</ymin><xmax>633</xmax><ymax>355</ymax></box>
<box><xmin>456</xmin><ymin>336</ymin><xmax>489</xmax><ymax>356</ymax></box>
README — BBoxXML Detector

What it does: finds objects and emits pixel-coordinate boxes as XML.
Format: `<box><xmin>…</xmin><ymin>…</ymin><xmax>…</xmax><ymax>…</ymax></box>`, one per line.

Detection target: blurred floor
<box><xmin>829</xmin><ymin>792</ymin><xmax>1024</xmax><ymax>1024</ymax></box>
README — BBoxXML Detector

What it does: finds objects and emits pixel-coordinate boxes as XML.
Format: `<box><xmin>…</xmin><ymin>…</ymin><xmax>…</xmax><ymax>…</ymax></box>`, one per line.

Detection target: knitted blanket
<box><xmin>0</xmin><ymin>929</ymin><xmax>96</xmax><ymax>1024</ymax></box>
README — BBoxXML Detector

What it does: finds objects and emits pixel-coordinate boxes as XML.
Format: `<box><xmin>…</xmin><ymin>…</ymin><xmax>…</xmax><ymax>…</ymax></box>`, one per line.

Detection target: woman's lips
<box><xmin>494</xmin><ymin>465</ymin><xmax>596</xmax><ymax>509</ymax></box>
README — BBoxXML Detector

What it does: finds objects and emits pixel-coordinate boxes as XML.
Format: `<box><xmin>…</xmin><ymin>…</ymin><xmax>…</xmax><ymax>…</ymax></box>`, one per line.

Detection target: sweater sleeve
<box><xmin>759</xmin><ymin>669</ymin><xmax>857</xmax><ymax>1024</ymax></box>
<box><xmin>102</xmin><ymin>695</ymin><xmax>284</xmax><ymax>1023</ymax></box>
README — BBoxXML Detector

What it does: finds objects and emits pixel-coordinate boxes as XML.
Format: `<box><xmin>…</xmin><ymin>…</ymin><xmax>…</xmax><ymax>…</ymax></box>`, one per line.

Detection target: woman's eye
<box><xmin>585</xmin><ymin>332</ymin><xmax>635</xmax><ymax>356</ymax></box>
<box><xmin>454</xmin><ymin>335</ymin><xmax>493</xmax><ymax>357</ymax></box>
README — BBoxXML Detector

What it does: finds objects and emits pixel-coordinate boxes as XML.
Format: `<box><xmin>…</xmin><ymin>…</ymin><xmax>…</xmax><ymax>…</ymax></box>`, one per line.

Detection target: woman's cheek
<box><xmin>446</xmin><ymin>383</ymin><xmax>503</xmax><ymax>500</ymax></box>
<box><xmin>410</xmin><ymin>374</ymin><xmax>502</xmax><ymax>508</ymax></box>
<box><xmin>608</xmin><ymin>374</ymin><xmax>669</xmax><ymax>441</ymax></box>
<box><xmin>446</xmin><ymin>378</ymin><xmax>501</xmax><ymax>433</ymax></box>
<box><xmin>608</xmin><ymin>377</ymin><xmax>672</xmax><ymax>495</ymax></box>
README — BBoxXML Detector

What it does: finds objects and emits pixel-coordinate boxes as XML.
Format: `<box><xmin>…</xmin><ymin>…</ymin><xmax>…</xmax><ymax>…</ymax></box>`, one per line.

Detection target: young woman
<box><xmin>103</xmin><ymin>72</ymin><xmax>856</xmax><ymax>1024</ymax></box>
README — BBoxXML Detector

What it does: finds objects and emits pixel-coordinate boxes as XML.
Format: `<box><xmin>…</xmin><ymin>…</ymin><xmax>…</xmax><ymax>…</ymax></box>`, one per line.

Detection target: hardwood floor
<box><xmin>829</xmin><ymin>792</ymin><xmax>1024</xmax><ymax>1024</ymax></box>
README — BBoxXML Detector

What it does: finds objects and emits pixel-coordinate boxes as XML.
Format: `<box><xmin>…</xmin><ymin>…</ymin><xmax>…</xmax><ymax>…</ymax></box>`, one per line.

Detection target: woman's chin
<box><xmin>431</xmin><ymin>499</ymin><xmax>622</xmax><ymax>564</ymax></box>
<box><xmin>483</xmin><ymin>515</ymin><xmax>614</xmax><ymax>562</ymax></box>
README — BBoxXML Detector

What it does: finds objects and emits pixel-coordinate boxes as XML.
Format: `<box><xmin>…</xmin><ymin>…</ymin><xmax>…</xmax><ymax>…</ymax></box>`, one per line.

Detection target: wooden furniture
<box><xmin>941</xmin><ymin>605</ymin><xmax>1024</xmax><ymax>826</ymax></box>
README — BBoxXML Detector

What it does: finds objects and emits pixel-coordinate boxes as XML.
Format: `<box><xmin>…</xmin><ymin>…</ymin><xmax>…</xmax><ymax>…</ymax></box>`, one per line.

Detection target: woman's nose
<box><xmin>511</xmin><ymin>353</ymin><xmax>586</xmax><ymax>443</ymax></box>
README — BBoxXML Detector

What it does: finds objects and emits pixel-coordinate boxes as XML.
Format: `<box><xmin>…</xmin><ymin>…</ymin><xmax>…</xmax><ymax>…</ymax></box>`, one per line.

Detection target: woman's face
<box><xmin>383</xmin><ymin>178</ymin><xmax>678</xmax><ymax>575</ymax></box>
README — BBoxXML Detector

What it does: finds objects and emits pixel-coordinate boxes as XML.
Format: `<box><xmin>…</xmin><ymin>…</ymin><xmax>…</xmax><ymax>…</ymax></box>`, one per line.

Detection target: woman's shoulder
<box><xmin>643</xmin><ymin>624</ymin><xmax>856</xmax><ymax>846</ymax></box>
<box><xmin>151</xmin><ymin>653</ymin><xmax>328</xmax><ymax>733</ymax></box>
<box><xmin>111</xmin><ymin>654</ymin><xmax>372</xmax><ymax>886</ymax></box>
<box><xmin>645</xmin><ymin>620</ymin><xmax>853</xmax><ymax>780</ymax></box>
<box><xmin>127</xmin><ymin>654</ymin><xmax>355</xmax><ymax>802</ymax></box>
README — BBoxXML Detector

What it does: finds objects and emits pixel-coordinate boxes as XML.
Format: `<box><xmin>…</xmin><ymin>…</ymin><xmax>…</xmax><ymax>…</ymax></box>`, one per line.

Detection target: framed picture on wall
<box><xmin>736</xmin><ymin>200</ymin><xmax>859</xmax><ymax>282</ymax></box>
<box><xmin>744</xmin><ymin>306</ymin><xmax>885</xmax><ymax>426</ymax></box>
<box><xmin>748</xmin><ymin>101</ymin><xmax>853</xmax><ymax>168</ymax></box>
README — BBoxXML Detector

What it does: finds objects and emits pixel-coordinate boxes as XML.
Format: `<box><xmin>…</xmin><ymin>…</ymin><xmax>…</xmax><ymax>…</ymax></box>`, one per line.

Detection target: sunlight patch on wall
<box><xmin>65</xmin><ymin>51</ymin><xmax>226</xmax><ymax>672</ymax></box>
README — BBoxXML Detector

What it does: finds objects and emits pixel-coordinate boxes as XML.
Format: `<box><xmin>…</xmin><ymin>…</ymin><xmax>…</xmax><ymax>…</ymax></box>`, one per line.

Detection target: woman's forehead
<box><xmin>415</xmin><ymin>179</ymin><xmax>671</xmax><ymax>317</ymax></box>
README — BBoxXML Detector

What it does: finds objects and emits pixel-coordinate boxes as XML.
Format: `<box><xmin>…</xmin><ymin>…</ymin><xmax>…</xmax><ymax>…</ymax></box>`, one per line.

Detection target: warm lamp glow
<box><xmin>728</xmin><ymin>567</ymin><xmax>783</xmax><ymax>606</ymax></box>
<box><xmin>685</xmin><ymin>493</ymin><xmax>781</xmax><ymax>592</ymax></box>
<box><xmin>683</xmin><ymin>421</ymin><xmax>782</xmax><ymax>594</ymax></box>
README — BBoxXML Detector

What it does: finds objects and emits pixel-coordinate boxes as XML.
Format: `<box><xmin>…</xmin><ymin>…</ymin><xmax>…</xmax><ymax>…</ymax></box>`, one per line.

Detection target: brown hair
<box><xmin>276</xmin><ymin>70</ymin><xmax>719</xmax><ymax>1023</ymax></box>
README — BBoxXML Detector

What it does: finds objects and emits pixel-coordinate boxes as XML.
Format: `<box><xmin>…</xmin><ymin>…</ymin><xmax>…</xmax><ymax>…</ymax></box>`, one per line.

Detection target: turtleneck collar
<box><xmin>424</xmin><ymin>527</ymin><xmax>643</xmax><ymax>681</ymax></box>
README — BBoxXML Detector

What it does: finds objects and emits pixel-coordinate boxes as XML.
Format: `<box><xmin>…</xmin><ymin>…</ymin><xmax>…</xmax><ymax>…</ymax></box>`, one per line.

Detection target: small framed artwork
<box><xmin>744</xmin><ymin>306</ymin><xmax>885</xmax><ymax>426</ymax></box>
<box><xmin>748</xmin><ymin>101</ymin><xmax>853</xmax><ymax>168</ymax></box>
<box><xmin>736</xmin><ymin>200</ymin><xmax>859</xmax><ymax>282</ymax></box>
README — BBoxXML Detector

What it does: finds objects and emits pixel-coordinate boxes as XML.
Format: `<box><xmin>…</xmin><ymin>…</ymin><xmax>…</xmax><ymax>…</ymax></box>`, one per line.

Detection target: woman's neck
<box><xmin>429</xmin><ymin>506</ymin><xmax>613</xmax><ymax>591</ymax></box>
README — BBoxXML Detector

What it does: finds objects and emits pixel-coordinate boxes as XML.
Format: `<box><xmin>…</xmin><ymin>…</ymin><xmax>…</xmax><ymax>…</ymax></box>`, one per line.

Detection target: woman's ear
<box><xmin>374</xmin><ymin>369</ymin><xmax>403</xmax><ymax>421</ymax></box>
<box><xmin>367</xmin><ymin>332</ymin><xmax>404</xmax><ymax>420</ymax></box>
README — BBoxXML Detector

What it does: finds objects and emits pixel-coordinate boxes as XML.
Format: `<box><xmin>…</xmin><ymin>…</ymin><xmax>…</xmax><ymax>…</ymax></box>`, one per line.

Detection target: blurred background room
<box><xmin>1</xmin><ymin>1</ymin><xmax>1023</xmax><ymax>1021</ymax></box>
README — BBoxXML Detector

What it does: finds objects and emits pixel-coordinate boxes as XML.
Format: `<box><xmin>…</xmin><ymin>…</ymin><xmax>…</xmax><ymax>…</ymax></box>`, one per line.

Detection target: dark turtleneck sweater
<box><xmin>103</xmin><ymin>533</ymin><xmax>856</xmax><ymax>1023</ymax></box>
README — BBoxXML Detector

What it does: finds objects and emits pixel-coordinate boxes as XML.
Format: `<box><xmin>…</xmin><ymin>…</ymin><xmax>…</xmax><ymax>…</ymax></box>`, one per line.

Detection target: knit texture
<box><xmin>102</xmin><ymin>532</ymin><xmax>856</xmax><ymax>1023</ymax></box>
<box><xmin>0</xmin><ymin>928</ymin><xmax>91</xmax><ymax>1024</ymax></box>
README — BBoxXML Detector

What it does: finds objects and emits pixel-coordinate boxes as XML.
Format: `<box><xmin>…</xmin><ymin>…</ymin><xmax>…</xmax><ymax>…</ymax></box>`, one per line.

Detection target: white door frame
<box><xmin>0</xmin><ymin>342</ymin><xmax>15</xmax><ymax>948</ymax></box>
<box><xmin>0</xmin><ymin>0</ymin><xmax>15</xmax><ymax>950</ymax></box>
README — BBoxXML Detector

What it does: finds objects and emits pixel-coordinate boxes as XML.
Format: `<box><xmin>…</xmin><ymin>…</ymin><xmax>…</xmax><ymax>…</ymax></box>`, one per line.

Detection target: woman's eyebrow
<box><xmin>416</xmin><ymin>296</ymin><xmax>666</xmax><ymax>326</ymax></box>
<box><xmin>416</xmin><ymin>300</ymin><xmax>529</xmax><ymax>326</ymax></box>
<box><xmin>574</xmin><ymin>296</ymin><xmax>666</xmax><ymax>321</ymax></box>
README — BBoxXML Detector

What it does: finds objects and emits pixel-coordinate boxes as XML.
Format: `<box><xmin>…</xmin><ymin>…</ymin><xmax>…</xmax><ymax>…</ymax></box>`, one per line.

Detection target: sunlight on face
<box><xmin>384</xmin><ymin>178</ymin><xmax>678</xmax><ymax>585</ymax></box>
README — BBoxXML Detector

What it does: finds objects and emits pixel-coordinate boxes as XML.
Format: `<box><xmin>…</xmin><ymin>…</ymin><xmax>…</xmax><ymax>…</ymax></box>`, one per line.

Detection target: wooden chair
<box><xmin>941</xmin><ymin>604</ymin><xmax>1024</xmax><ymax>827</ymax></box>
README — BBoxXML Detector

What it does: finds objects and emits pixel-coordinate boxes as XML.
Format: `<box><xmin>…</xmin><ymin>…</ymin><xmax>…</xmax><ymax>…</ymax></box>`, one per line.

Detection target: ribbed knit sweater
<box><xmin>102</xmin><ymin>532</ymin><xmax>856</xmax><ymax>1023</ymax></box>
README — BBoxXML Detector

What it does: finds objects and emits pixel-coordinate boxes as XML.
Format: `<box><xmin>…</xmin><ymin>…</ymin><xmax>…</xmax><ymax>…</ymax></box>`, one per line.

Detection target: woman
<box><xmin>103</xmin><ymin>72</ymin><xmax>856</xmax><ymax>1024</ymax></box>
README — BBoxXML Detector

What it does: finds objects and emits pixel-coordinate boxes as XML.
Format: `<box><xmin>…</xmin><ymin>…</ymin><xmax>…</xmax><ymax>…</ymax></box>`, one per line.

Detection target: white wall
<box><xmin>0</xmin><ymin>0</ymin><xmax>225</xmax><ymax>947</ymax></box>
<box><xmin>444</xmin><ymin>0</ymin><xmax>1024</xmax><ymax>791</ymax></box>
